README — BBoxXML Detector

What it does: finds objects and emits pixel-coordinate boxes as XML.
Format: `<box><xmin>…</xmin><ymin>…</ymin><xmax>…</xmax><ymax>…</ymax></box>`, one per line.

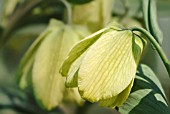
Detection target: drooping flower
<box><xmin>60</xmin><ymin>23</ymin><xmax>146</xmax><ymax>108</ymax></box>
<box><xmin>17</xmin><ymin>19</ymin><xmax>90</xmax><ymax>110</ymax></box>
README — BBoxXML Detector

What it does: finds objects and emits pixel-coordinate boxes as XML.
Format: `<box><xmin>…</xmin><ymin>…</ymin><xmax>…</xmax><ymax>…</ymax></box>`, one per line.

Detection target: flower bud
<box><xmin>60</xmin><ymin>22</ymin><xmax>146</xmax><ymax>108</ymax></box>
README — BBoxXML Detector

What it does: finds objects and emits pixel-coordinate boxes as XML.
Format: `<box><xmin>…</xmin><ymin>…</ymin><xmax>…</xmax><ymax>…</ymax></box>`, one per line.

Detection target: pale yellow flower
<box><xmin>17</xmin><ymin>19</ymin><xmax>90</xmax><ymax>110</ymax></box>
<box><xmin>60</xmin><ymin>23</ymin><xmax>146</xmax><ymax>108</ymax></box>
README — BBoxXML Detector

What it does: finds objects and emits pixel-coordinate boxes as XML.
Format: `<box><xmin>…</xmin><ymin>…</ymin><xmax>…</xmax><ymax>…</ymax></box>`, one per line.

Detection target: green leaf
<box><xmin>0</xmin><ymin>90</ymin><xmax>12</xmax><ymax>106</ymax></box>
<box><xmin>149</xmin><ymin>0</ymin><xmax>163</xmax><ymax>45</ymax></box>
<box><xmin>67</xmin><ymin>0</ymin><xmax>93</xmax><ymax>4</ymax></box>
<box><xmin>142</xmin><ymin>0</ymin><xmax>163</xmax><ymax>45</ymax></box>
<box><xmin>165</xmin><ymin>63</ymin><xmax>170</xmax><ymax>76</ymax></box>
<box><xmin>0</xmin><ymin>26</ymin><xmax>3</xmax><ymax>38</ymax></box>
<box><xmin>119</xmin><ymin>64</ymin><xmax>170</xmax><ymax>114</ymax></box>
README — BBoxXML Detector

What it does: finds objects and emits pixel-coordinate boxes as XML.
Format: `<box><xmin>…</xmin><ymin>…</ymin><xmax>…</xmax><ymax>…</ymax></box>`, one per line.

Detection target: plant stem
<box><xmin>129</xmin><ymin>26</ymin><xmax>170</xmax><ymax>77</ymax></box>
<box><xmin>60</xmin><ymin>0</ymin><xmax>72</xmax><ymax>25</ymax></box>
<box><xmin>122</xmin><ymin>0</ymin><xmax>129</xmax><ymax>16</ymax></box>
<box><xmin>0</xmin><ymin>0</ymin><xmax>42</xmax><ymax>49</ymax></box>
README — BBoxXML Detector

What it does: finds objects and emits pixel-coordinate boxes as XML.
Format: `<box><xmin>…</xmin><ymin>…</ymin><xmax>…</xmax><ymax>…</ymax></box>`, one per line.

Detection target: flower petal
<box><xmin>17</xmin><ymin>19</ymin><xmax>64</xmax><ymax>89</ymax></box>
<box><xmin>64</xmin><ymin>88</ymin><xmax>84</xmax><ymax>105</ymax></box>
<box><xmin>99</xmin><ymin>95</ymin><xmax>118</xmax><ymax>107</ymax></box>
<box><xmin>78</xmin><ymin>30</ymin><xmax>138</xmax><ymax>102</ymax></box>
<box><xmin>132</xmin><ymin>34</ymin><xmax>146</xmax><ymax>64</ymax></box>
<box><xmin>65</xmin><ymin>53</ymin><xmax>85</xmax><ymax>88</ymax></box>
<box><xmin>60</xmin><ymin>28</ymin><xmax>109</xmax><ymax>77</ymax></box>
<box><xmin>99</xmin><ymin>78</ymin><xmax>134</xmax><ymax>108</ymax></box>
<box><xmin>73</xmin><ymin>25</ymin><xmax>91</xmax><ymax>38</ymax></box>
<box><xmin>32</xmin><ymin>25</ymin><xmax>80</xmax><ymax>110</ymax></box>
<box><xmin>33</xmin><ymin>30</ymin><xmax>64</xmax><ymax>110</ymax></box>
<box><xmin>16</xmin><ymin>31</ymin><xmax>50</xmax><ymax>89</ymax></box>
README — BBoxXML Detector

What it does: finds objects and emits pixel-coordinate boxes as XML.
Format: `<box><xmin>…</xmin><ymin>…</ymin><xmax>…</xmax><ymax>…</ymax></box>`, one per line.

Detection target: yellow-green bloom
<box><xmin>17</xmin><ymin>19</ymin><xmax>89</xmax><ymax>110</ymax></box>
<box><xmin>60</xmin><ymin>23</ymin><xmax>146</xmax><ymax>108</ymax></box>
<box><xmin>72</xmin><ymin>0</ymin><xmax>114</xmax><ymax>32</ymax></box>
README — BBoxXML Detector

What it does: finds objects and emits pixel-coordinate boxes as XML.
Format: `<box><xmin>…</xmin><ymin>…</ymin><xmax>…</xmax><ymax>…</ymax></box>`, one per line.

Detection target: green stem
<box><xmin>129</xmin><ymin>26</ymin><xmax>170</xmax><ymax>77</ymax></box>
<box><xmin>0</xmin><ymin>0</ymin><xmax>42</xmax><ymax>49</ymax></box>
<box><xmin>60</xmin><ymin>0</ymin><xmax>72</xmax><ymax>25</ymax></box>
<box><xmin>122</xmin><ymin>0</ymin><xmax>129</xmax><ymax>17</ymax></box>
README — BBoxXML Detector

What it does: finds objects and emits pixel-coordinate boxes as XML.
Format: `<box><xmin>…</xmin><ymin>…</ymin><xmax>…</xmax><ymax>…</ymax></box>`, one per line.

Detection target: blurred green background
<box><xmin>0</xmin><ymin>0</ymin><xmax>170</xmax><ymax>114</ymax></box>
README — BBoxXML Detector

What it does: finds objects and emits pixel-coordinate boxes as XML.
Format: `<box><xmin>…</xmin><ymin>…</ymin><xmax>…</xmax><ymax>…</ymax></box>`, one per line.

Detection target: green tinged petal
<box><xmin>60</xmin><ymin>28</ymin><xmax>109</xmax><ymax>77</ymax></box>
<box><xmin>72</xmin><ymin>0</ymin><xmax>114</xmax><ymax>32</ymax></box>
<box><xmin>64</xmin><ymin>88</ymin><xmax>84</xmax><ymax>105</ymax></box>
<box><xmin>48</xmin><ymin>19</ymin><xmax>64</xmax><ymax>28</ymax></box>
<box><xmin>61</xmin><ymin>28</ymin><xmax>110</xmax><ymax>89</ymax></box>
<box><xmin>73</xmin><ymin>25</ymin><xmax>91</xmax><ymax>39</ymax></box>
<box><xmin>17</xmin><ymin>19</ymin><xmax>64</xmax><ymax>89</ymax></box>
<box><xmin>17</xmin><ymin>54</ymin><xmax>34</xmax><ymax>89</ymax></box>
<box><xmin>112</xmin><ymin>78</ymin><xmax>134</xmax><ymax>107</ymax></box>
<box><xmin>65</xmin><ymin>53</ymin><xmax>85</xmax><ymax>88</ymax></box>
<box><xmin>32</xmin><ymin>25</ymin><xmax>80</xmax><ymax>110</ymax></box>
<box><xmin>64</xmin><ymin>26</ymin><xmax>91</xmax><ymax>87</ymax></box>
<box><xmin>17</xmin><ymin>19</ymin><xmax>90</xmax><ymax>110</ymax></box>
<box><xmin>16</xmin><ymin>31</ymin><xmax>49</xmax><ymax>89</ymax></box>
<box><xmin>99</xmin><ymin>78</ymin><xmax>134</xmax><ymax>108</ymax></box>
<box><xmin>132</xmin><ymin>34</ymin><xmax>145</xmax><ymax>64</ymax></box>
<box><xmin>99</xmin><ymin>96</ymin><xmax>118</xmax><ymax>108</ymax></box>
<box><xmin>78</xmin><ymin>30</ymin><xmax>138</xmax><ymax>102</ymax></box>
<box><xmin>33</xmin><ymin>29</ymin><xmax>65</xmax><ymax>110</ymax></box>
<box><xmin>106</xmin><ymin>22</ymin><xmax>123</xmax><ymax>30</ymax></box>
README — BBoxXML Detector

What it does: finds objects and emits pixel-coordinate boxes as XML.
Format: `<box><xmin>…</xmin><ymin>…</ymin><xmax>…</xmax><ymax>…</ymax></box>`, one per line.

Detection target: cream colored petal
<box><xmin>66</xmin><ymin>53</ymin><xmax>85</xmax><ymax>88</ymax></box>
<box><xmin>32</xmin><ymin>25</ymin><xmax>80</xmax><ymax>110</ymax></box>
<box><xmin>18</xmin><ymin>55</ymin><xmax>33</xmax><ymax>89</ymax></box>
<box><xmin>72</xmin><ymin>0</ymin><xmax>114</xmax><ymax>32</ymax></box>
<box><xmin>72</xmin><ymin>0</ymin><xmax>101</xmax><ymax>32</ymax></box>
<box><xmin>112</xmin><ymin>78</ymin><xmax>134</xmax><ymax>107</ymax></box>
<box><xmin>47</xmin><ymin>19</ymin><xmax>64</xmax><ymax>30</ymax></box>
<box><xmin>17</xmin><ymin>19</ymin><xmax>64</xmax><ymax>89</ymax></box>
<box><xmin>99</xmin><ymin>95</ymin><xmax>118</xmax><ymax>107</ymax></box>
<box><xmin>99</xmin><ymin>78</ymin><xmax>134</xmax><ymax>108</ymax></box>
<box><xmin>63</xmin><ymin>88</ymin><xmax>84</xmax><ymax>105</ymax></box>
<box><xmin>100</xmin><ymin>34</ymin><xmax>144</xmax><ymax>108</ymax></box>
<box><xmin>73</xmin><ymin>25</ymin><xmax>91</xmax><ymax>39</ymax></box>
<box><xmin>17</xmin><ymin>30</ymin><xmax>50</xmax><ymax>89</ymax></box>
<box><xmin>78</xmin><ymin>30</ymin><xmax>138</xmax><ymax>102</ymax></box>
<box><xmin>33</xmin><ymin>30</ymin><xmax>64</xmax><ymax>110</ymax></box>
<box><xmin>60</xmin><ymin>28</ymin><xmax>109</xmax><ymax>77</ymax></box>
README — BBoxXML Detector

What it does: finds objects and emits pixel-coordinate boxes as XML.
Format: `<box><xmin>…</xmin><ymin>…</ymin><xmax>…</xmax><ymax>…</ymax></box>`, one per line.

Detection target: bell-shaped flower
<box><xmin>17</xmin><ymin>19</ymin><xmax>90</xmax><ymax>110</ymax></box>
<box><xmin>60</xmin><ymin>23</ymin><xmax>146</xmax><ymax>108</ymax></box>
